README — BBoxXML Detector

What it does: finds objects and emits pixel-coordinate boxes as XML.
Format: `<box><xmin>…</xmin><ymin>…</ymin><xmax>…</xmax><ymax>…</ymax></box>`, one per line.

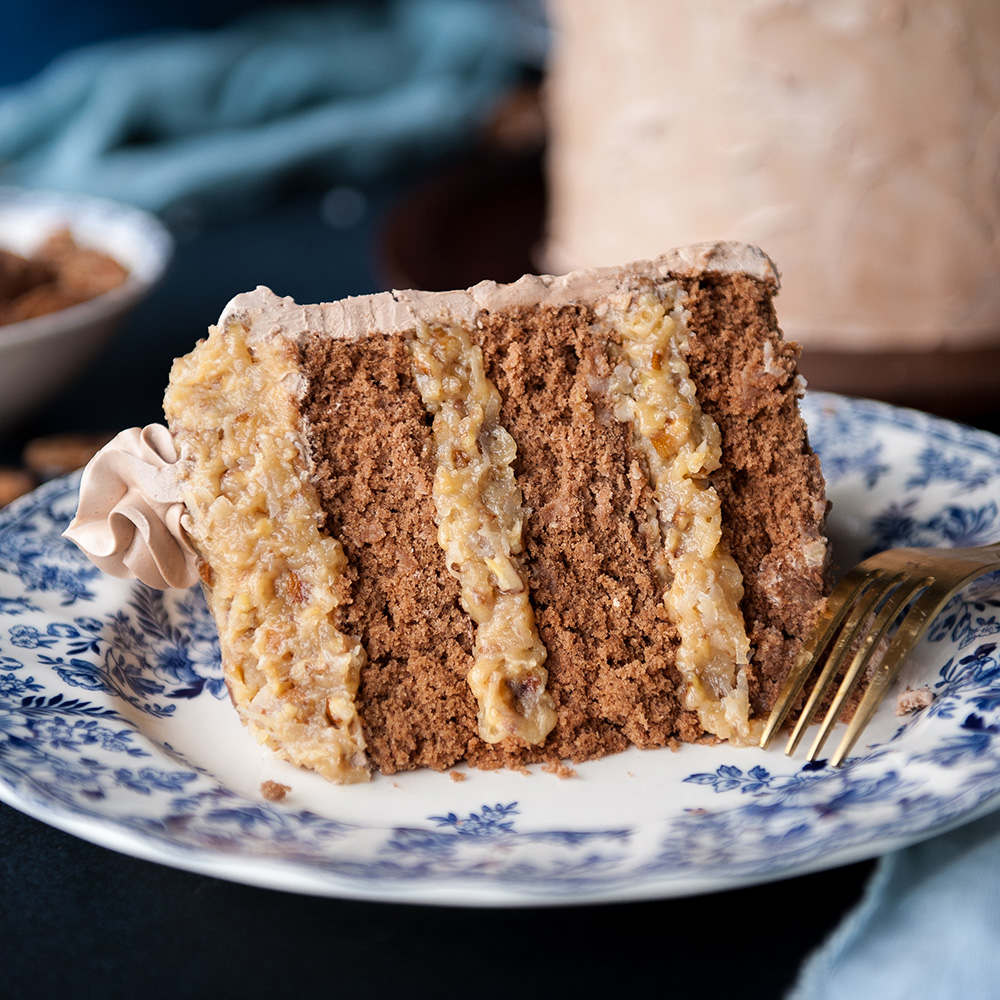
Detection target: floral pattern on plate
<box><xmin>1</xmin><ymin>392</ymin><xmax>999</xmax><ymax>905</ymax></box>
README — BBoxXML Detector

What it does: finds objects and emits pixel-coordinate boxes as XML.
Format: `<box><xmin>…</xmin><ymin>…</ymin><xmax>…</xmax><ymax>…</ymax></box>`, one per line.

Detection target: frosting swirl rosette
<box><xmin>63</xmin><ymin>424</ymin><xmax>199</xmax><ymax>589</ymax></box>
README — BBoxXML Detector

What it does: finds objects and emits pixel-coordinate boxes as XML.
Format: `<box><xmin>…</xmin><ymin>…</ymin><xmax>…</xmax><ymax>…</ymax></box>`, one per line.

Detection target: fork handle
<box><xmin>959</xmin><ymin>541</ymin><xmax>1000</xmax><ymax>565</ymax></box>
<box><xmin>907</xmin><ymin>541</ymin><xmax>1000</xmax><ymax>565</ymax></box>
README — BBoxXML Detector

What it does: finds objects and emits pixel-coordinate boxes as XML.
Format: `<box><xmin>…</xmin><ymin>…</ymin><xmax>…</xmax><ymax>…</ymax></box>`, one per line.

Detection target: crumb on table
<box><xmin>0</xmin><ymin>468</ymin><xmax>36</xmax><ymax>508</ymax></box>
<box><xmin>260</xmin><ymin>780</ymin><xmax>291</xmax><ymax>802</ymax></box>
<box><xmin>449</xmin><ymin>771</ymin><xmax>467</xmax><ymax>783</ymax></box>
<box><xmin>24</xmin><ymin>433</ymin><xmax>113</xmax><ymax>480</ymax></box>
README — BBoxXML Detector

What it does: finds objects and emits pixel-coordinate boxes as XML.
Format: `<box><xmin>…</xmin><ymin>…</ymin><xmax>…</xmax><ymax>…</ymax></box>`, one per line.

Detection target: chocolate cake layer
<box><xmin>298</xmin><ymin>274</ymin><xmax>827</xmax><ymax>775</ymax></box>
<box><xmin>300</xmin><ymin>333</ymin><xmax>480</xmax><ymax>773</ymax></box>
<box><xmin>683</xmin><ymin>274</ymin><xmax>827</xmax><ymax>715</ymax></box>
<box><xmin>300</xmin><ymin>310</ymin><xmax>692</xmax><ymax>773</ymax></box>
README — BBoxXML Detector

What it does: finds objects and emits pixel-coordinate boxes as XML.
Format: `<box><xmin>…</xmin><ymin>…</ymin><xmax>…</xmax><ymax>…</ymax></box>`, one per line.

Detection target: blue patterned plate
<box><xmin>2</xmin><ymin>392</ymin><xmax>1000</xmax><ymax>905</ymax></box>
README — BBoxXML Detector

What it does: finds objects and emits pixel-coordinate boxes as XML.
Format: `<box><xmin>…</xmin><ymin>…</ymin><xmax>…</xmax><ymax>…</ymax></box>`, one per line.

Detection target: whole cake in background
<box><xmin>544</xmin><ymin>0</ymin><xmax>1000</xmax><ymax>352</ymax></box>
<box><xmin>66</xmin><ymin>243</ymin><xmax>830</xmax><ymax>784</ymax></box>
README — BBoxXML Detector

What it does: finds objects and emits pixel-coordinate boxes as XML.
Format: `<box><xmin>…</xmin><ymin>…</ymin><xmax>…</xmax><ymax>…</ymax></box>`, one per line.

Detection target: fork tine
<box><xmin>829</xmin><ymin>581</ymin><xmax>956</xmax><ymax>767</ymax></box>
<box><xmin>805</xmin><ymin>576</ymin><xmax>933</xmax><ymax>761</ymax></box>
<box><xmin>759</xmin><ymin>566</ymin><xmax>874</xmax><ymax>749</ymax></box>
<box><xmin>784</xmin><ymin>570</ymin><xmax>903</xmax><ymax>755</ymax></box>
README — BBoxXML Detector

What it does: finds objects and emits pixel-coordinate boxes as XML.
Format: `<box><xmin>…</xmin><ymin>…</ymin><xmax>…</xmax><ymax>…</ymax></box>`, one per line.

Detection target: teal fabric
<box><xmin>0</xmin><ymin>2</ymin><xmax>523</xmax><ymax>213</ymax></box>
<box><xmin>789</xmin><ymin>809</ymin><xmax>1000</xmax><ymax>999</ymax></box>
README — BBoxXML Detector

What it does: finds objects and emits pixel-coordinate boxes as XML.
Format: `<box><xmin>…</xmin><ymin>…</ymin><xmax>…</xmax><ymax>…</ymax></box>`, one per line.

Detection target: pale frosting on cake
<box><xmin>64</xmin><ymin>424</ymin><xmax>198</xmax><ymax>589</ymax></box>
<box><xmin>217</xmin><ymin>242</ymin><xmax>778</xmax><ymax>346</ymax></box>
<box><xmin>546</xmin><ymin>0</ymin><xmax>1000</xmax><ymax>349</ymax></box>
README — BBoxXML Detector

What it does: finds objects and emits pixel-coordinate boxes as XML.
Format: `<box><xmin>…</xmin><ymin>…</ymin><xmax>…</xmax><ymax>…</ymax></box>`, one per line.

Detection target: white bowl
<box><xmin>0</xmin><ymin>188</ymin><xmax>173</xmax><ymax>432</ymax></box>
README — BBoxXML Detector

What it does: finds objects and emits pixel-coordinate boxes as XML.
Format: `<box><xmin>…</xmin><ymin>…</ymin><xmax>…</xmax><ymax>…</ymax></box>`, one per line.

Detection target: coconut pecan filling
<box><xmin>409</xmin><ymin>320</ymin><xmax>556</xmax><ymax>745</ymax></box>
<box><xmin>602</xmin><ymin>286</ymin><xmax>753</xmax><ymax>741</ymax></box>
<box><xmin>165</xmin><ymin>321</ymin><xmax>369</xmax><ymax>782</ymax></box>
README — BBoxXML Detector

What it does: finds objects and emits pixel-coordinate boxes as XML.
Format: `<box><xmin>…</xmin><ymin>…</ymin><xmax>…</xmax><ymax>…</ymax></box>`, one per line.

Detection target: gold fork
<box><xmin>759</xmin><ymin>542</ymin><xmax>1000</xmax><ymax>767</ymax></box>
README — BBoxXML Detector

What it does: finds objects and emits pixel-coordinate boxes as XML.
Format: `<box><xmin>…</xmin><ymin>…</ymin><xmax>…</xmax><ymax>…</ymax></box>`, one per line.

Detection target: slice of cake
<box><xmin>68</xmin><ymin>242</ymin><xmax>830</xmax><ymax>784</ymax></box>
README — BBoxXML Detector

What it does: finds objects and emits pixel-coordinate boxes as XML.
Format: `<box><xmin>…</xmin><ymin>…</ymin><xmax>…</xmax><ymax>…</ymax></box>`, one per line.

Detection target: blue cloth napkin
<box><xmin>789</xmin><ymin>808</ymin><xmax>1000</xmax><ymax>999</ymax></box>
<box><xmin>0</xmin><ymin>1</ymin><xmax>527</xmax><ymax>214</ymax></box>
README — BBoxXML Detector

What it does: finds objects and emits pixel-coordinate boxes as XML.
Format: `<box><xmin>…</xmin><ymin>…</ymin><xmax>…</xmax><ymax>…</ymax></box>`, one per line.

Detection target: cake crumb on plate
<box><xmin>897</xmin><ymin>686</ymin><xmax>935</xmax><ymax>716</ymax></box>
<box><xmin>0</xmin><ymin>468</ymin><xmax>35</xmax><ymax>508</ymax></box>
<box><xmin>260</xmin><ymin>780</ymin><xmax>290</xmax><ymax>801</ymax></box>
<box><xmin>449</xmin><ymin>771</ymin><xmax>467</xmax><ymax>783</ymax></box>
<box><xmin>24</xmin><ymin>433</ymin><xmax>113</xmax><ymax>479</ymax></box>
<box><xmin>542</xmin><ymin>761</ymin><xmax>577</xmax><ymax>779</ymax></box>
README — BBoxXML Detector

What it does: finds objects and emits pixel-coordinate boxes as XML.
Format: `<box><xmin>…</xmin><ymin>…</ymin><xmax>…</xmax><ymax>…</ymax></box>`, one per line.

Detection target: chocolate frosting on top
<box><xmin>218</xmin><ymin>242</ymin><xmax>779</xmax><ymax>345</ymax></box>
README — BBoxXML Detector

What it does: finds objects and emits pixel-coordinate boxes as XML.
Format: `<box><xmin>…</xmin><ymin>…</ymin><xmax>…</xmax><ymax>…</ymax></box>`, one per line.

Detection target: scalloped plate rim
<box><xmin>1</xmin><ymin>390</ymin><xmax>999</xmax><ymax>906</ymax></box>
<box><xmin>4</xmin><ymin>769</ymin><xmax>1000</xmax><ymax>907</ymax></box>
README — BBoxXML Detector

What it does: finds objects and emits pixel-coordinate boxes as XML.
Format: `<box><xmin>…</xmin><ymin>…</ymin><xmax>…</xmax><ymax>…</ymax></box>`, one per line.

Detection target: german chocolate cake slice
<box><xmin>68</xmin><ymin>242</ymin><xmax>830</xmax><ymax>783</ymax></box>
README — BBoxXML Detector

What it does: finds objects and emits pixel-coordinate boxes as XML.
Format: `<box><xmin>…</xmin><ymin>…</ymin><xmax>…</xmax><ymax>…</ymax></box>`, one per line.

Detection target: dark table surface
<box><xmin>5</xmin><ymin>173</ymin><xmax>979</xmax><ymax>999</ymax></box>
